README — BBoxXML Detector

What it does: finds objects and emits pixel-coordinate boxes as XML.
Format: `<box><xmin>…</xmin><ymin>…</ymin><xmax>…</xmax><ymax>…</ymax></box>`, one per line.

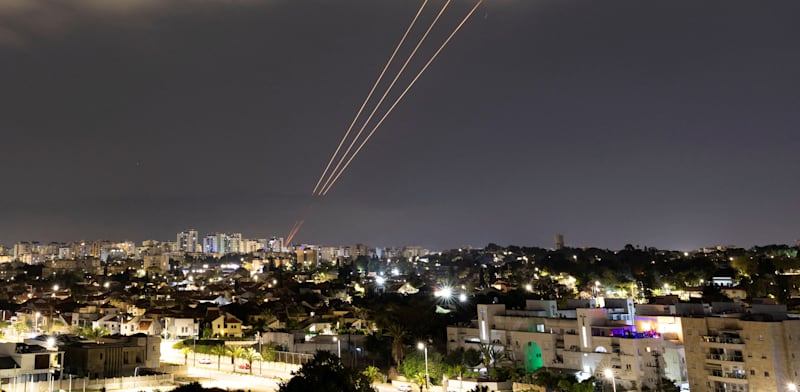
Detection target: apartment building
<box><xmin>681</xmin><ymin>303</ymin><xmax>800</xmax><ymax>392</ymax></box>
<box><xmin>447</xmin><ymin>299</ymin><xmax>666</xmax><ymax>391</ymax></box>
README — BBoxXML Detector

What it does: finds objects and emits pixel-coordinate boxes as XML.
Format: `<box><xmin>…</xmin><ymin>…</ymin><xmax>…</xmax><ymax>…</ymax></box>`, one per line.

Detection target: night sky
<box><xmin>1</xmin><ymin>0</ymin><xmax>799</xmax><ymax>250</ymax></box>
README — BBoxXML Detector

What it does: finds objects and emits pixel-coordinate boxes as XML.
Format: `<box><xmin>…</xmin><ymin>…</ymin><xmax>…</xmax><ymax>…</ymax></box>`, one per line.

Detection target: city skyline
<box><xmin>2</xmin><ymin>0</ymin><xmax>799</xmax><ymax>250</ymax></box>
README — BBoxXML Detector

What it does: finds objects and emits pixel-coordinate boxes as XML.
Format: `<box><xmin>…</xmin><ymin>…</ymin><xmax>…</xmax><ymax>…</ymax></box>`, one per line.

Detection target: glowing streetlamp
<box><xmin>35</xmin><ymin>312</ymin><xmax>41</xmax><ymax>334</ymax></box>
<box><xmin>788</xmin><ymin>383</ymin><xmax>797</xmax><ymax>392</ymax></box>
<box><xmin>604</xmin><ymin>369</ymin><xmax>616</xmax><ymax>392</ymax></box>
<box><xmin>417</xmin><ymin>342</ymin><xmax>429</xmax><ymax>390</ymax></box>
<box><xmin>333</xmin><ymin>336</ymin><xmax>341</xmax><ymax>358</ymax></box>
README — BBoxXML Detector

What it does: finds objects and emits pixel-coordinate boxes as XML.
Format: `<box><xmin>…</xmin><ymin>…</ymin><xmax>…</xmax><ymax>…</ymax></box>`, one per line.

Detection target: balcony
<box><xmin>701</xmin><ymin>335</ymin><xmax>745</xmax><ymax>351</ymax></box>
<box><xmin>709</xmin><ymin>370</ymin><xmax>747</xmax><ymax>380</ymax></box>
<box><xmin>709</xmin><ymin>374</ymin><xmax>749</xmax><ymax>385</ymax></box>
<box><xmin>705</xmin><ymin>353</ymin><xmax>744</xmax><ymax>363</ymax></box>
<box><xmin>703</xmin><ymin>335</ymin><xmax>743</xmax><ymax>344</ymax></box>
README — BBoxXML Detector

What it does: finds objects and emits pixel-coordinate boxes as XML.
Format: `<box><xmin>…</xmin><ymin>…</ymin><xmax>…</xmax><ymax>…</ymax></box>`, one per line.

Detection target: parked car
<box><xmin>238</xmin><ymin>363</ymin><xmax>251</xmax><ymax>370</ymax></box>
<box><xmin>198</xmin><ymin>358</ymin><xmax>212</xmax><ymax>365</ymax></box>
<box><xmin>396</xmin><ymin>385</ymin><xmax>412</xmax><ymax>392</ymax></box>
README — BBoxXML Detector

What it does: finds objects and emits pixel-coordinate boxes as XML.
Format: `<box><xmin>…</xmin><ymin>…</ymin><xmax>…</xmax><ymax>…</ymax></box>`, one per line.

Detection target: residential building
<box><xmin>177</xmin><ymin>230</ymin><xmax>199</xmax><ymax>253</ymax></box>
<box><xmin>0</xmin><ymin>342</ymin><xmax>62</xmax><ymax>384</ymax></box>
<box><xmin>447</xmin><ymin>299</ymin><xmax>666</xmax><ymax>391</ymax></box>
<box><xmin>681</xmin><ymin>304</ymin><xmax>800</xmax><ymax>392</ymax></box>
<box><xmin>295</xmin><ymin>247</ymin><xmax>319</xmax><ymax>269</ymax></box>
<box><xmin>143</xmin><ymin>254</ymin><xmax>169</xmax><ymax>273</ymax></box>
<box><xmin>62</xmin><ymin>335</ymin><xmax>160</xmax><ymax>378</ymax></box>
<box><xmin>206</xmin><ymin>308</ymin><xmax>243</xmax><ymax>338</ymax></box>
<box><xmin>163</xmin><ymin>317</ymin><xmax>199</xmax><ymax>340</ymax></box>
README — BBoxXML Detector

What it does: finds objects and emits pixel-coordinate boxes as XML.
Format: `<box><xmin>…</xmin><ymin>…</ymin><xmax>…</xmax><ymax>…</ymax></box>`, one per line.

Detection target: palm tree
<box><xmin>226</xmin><ymin>345</ymin><xmax>245</xmax><ymax>372</ymax></box>
<box><xmin>411</xmin><ymin>372</ymin><xmax>427</xmax><ymax>392</ymax></box>
<box><xmin>478</xmin><ymin>342</ymin><xmax>500</xmax><ymax>376</ymax></box>
<box><xmin>385</xmin><ymin>324</ymin><xmax>408</xmax><ymax>365</ymax></box>
<box><xmin>180</xmin><ymin>347</ymin><xmax>193</xmax><ymax>365</ymax></box>
<box><xmin>361</xmin><ymin>366</ymin><xmax>383</xmax><ymax>384</ymax></box>
<box><xmin>239</xmin><ymin>348</ymin><xmax>262</xmax><ymax>375</ymax></box>
<box><xmin>210</xmin><ymin>344</ymin><xmax>226</xmax><ymax>370</ymax></box>
<box><xmin>82</xmin><ymin>326</ymin><xmax>110</xmax><ymax>343</ymax></box>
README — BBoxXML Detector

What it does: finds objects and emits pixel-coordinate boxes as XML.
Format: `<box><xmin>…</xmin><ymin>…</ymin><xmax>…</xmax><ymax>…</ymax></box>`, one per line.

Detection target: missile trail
<box><xmin>286</xmin><ymin>220</ymin><xmax>304</xmax><ymax>245</ymax></box>
<box><xmin>320</xmin><ymin>0</ymin><xmax>484</xmax><ymax>196</ymax></box>
<box><xmin>311</xmin><ymin>0</ymin><xmax>430</xmax><ymax>195</ymax></box>
<box><xmin>286</xmin><ymin>220</ymin><xmax>301</xmax><ymax>244</ymax></box>
<box><xmin>318</xmin><ymin>0</ymin><xmax>453</xmax><ymax>195</ymax></box>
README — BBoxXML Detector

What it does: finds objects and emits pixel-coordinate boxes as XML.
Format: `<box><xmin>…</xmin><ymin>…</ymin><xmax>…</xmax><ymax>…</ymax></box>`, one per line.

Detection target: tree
<box><xmin>180</xmin><ymin>347</ymin><xmax>193</xmax><ymax>365</ymax></box>
<box><xmin>226</xmin><ymin>345</ymin><xmax>245</xmax><ymax>372</ymax></box>
<box><xmin>411</xmin><ymin>372</ymin><xmax>427</xmax><ymax>392</ymax></box>
<box><xmin>261</xmin><ymin>343</ymin><xmax>277</xmax><ymax>362</ymax></box>
<box><xmin>532</xmin><ymin>369</ymin><xmax>594</xmax><ymax>392</ymax></box>
<box><xmin>210</xmin><ymin>344</ymin><xmax>226</xmax><ymax>370</ymax></box>
<box><xmin>477</xmin><ymin>343</ymin><xmax>501</xmax><ymax>376</ymax></box>
<box><xmin>81</xmin><ymin>326</ymin><xmax>110</xmax><ymax>343</ymax></box>
<box><xmin>201</xmin><ymin>322</ymin><xmax>213</xmax><ymax>339</ymax></box>
<box><xmin>398</xmin><ymin>351</ymin><xmax>443</xmax><ymax>386</ymax></box>
<box><xmin>239</xmin><ymin>348</ymin><xmax>262</xmax><ymax>375</ymax></box>
<box><xmin>361</xmin><ymin>366</ymin><xmax>383</xmax><ymax>384</ymax></box>
<box><xmin>278</xmin><ymin>351</ymin><xmax>376</xmax><ymax>392</ymax></box>
<box><xmin>385</xmin><ymin>324</ymin><xmax>407</xmax><ymax>365</ymax></box>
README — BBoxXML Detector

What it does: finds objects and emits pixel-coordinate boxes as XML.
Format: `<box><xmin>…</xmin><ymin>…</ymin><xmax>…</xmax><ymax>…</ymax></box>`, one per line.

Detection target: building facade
<box><xmin>447</xmin><ymin>299</ymin><xmax>667</xmax><ymax>391</ymax></box>
<box><xmin>681</xmin><ymin>305</ymin><xmax>800</xmax><ymax>392</ymax></box>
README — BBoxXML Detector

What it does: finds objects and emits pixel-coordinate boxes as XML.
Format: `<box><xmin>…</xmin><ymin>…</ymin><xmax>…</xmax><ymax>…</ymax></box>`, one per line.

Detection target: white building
<box><xmin>448</xmin><ymin>299</ymin><xmax>669</xmax><ymax>391</ymax></box>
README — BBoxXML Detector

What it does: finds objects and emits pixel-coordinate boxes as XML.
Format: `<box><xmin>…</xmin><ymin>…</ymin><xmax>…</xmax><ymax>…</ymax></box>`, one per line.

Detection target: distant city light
<box><xmin>459</xmin><ymin>293</ymin><xmax>467</xmax><ymax>302</ymax></box>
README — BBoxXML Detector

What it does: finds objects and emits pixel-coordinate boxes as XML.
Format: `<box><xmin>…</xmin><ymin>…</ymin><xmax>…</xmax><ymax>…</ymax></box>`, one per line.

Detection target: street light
<box><xmin>35</xmin><ymin>312</ymin><xmax>41</xmax><ymax>334</ymax></box>
<box><xmin>417</xmin><ymin>342</ymin><xmax>429</xmax><ymax>391</ymax></box>
<box><xmin>604</xmin><ymin>369</ymin><xmax>616</xmax><ymax>392</ymax></box>
<box><xmin>788</xmin><ymin>382</ymin><xmax>797</xmax><ymax>392</ymax></box>
<box><xmin>333</xmin><ymin>336</ymin><xmax>341</xmax><ymax>358</ymax></box>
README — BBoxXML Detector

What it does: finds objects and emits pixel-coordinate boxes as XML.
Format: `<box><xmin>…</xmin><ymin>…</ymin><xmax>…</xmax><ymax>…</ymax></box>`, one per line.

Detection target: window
<box><xmin>750</xmin><ymin>369</ymin><xmax>755</xmax><ymax>376</ymax></box>
<box><xmin>764</xmin><ymin>371</ymin><xmax>769</xmax><ymax>377</ymax></box>
<box><xmin>762</xmin><ymin>354</ymin><xmax>767</xmax><ymax>359</ymax></box>
<box><xmin>758</xmin><ymin>335</ymin><xmax>764</xmax><ymax>341</ymax></box>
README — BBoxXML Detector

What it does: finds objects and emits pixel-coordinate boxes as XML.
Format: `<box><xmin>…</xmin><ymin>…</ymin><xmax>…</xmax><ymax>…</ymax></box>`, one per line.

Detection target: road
<box><xmin>160</xmin><ymin>340</ymin><xmax>406</xmax><ymax>392</ymax></box>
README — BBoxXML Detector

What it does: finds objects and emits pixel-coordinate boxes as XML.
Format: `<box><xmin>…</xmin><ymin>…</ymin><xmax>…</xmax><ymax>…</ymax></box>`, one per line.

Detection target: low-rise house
<box><xmin>61</xmin><ymin>335</ymin><xmax>160</xmax><ymax>378</ymax></box>
<box><xmin>206</xmin><ymin>308</ymin><xmax>243</xmax><ymax>338</ymax></box>
<box><xmin>0</xmin><ymin>342</ymin><xmax>61</xmax><ymax>384</ymax></box>
<box><xmin>162</xmin><ymin>317</ymin><xmax>199</xmax><ymax>340</ymax></box>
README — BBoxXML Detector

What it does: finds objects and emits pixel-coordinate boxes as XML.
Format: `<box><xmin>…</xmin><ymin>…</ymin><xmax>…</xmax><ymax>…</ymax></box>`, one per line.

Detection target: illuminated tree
<box><xmin>210</xmin><ymin>344</ymin><xmax>226</xmax><ymax>370</ymax></box>
<box><xmin>239</xmin><ymin>348</ymin><xmax>262</xmax><ymax>375</ymax></box>
<box><xmin>278</xmin><ymin>351</ymin><xmax>375</xmax><ymax>392</ymax></box>
<box><xmin>226</xmin><ymin>345</ymin><xmax>245</xmax><ymax>372</ymax></box>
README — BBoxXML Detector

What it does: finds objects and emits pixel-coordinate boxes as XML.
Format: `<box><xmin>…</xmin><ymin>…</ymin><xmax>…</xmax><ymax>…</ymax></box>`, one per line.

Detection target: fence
<box><xmin>272</xmin><ymin>351</ymin><xmax>313</xmax><ymax>366</ymax></box>
<box><xmin>9</xmin><ymin>374</ymin><xmax>175</xmax><ymax>392</ymax></box>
